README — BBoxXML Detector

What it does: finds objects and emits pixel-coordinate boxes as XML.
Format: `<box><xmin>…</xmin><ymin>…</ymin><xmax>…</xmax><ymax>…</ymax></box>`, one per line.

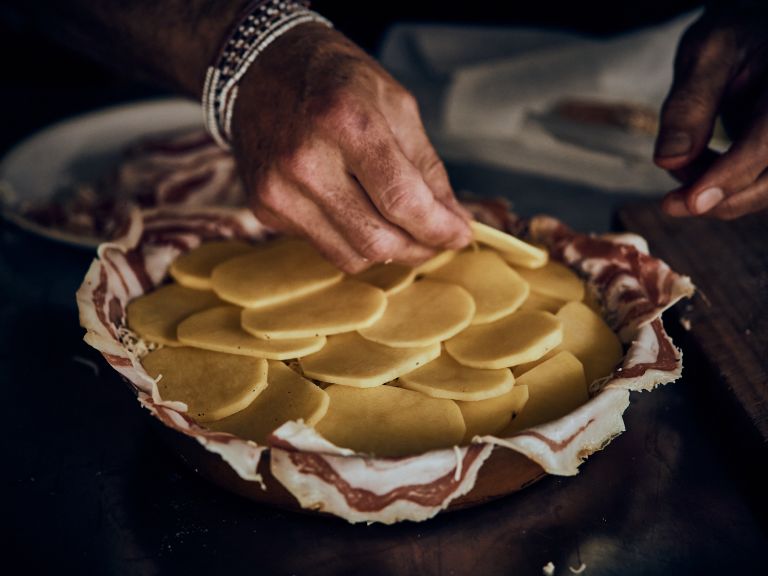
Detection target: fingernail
<box><xmin>694</xmin><ymin>187</ymin><xmax>724</xmax><ymax>213</ymax></box>
<box><xmin>655</xmin><ymin>132</ymin><xmax>692</xmax><ymax>158</ymax></box>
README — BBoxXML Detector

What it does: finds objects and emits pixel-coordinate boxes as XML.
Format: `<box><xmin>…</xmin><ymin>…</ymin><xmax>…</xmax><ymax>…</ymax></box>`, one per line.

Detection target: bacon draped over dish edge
<box><xmin>76</xmin><ymin>200</ymin><xmax>694</xmax><ymax>524</ymax></box>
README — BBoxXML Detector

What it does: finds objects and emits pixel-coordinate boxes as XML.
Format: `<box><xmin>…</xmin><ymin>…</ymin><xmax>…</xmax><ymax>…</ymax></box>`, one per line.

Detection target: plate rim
<box><xmin>0</xmin><ymin>97</ymin><xmax>203</xmax><ymax>251</ymax></box>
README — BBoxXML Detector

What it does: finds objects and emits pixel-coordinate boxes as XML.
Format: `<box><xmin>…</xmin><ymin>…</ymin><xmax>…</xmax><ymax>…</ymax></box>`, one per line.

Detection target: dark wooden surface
<box><xmin>4</xmin><ymin>198</ymin><xmax>768</xmax><ymax>575</ymax></box>
<box><xmin>618</xmin><ymin>204</ymin><xmax>768</xmax><ymax>447</ymax></box>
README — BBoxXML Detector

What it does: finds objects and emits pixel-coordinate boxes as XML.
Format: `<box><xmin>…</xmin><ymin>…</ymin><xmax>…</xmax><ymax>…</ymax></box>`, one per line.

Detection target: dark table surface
<box><xmin>3</xmin><ymin>155</ymin><xmax>767</xmax><ymax>575</ymax></box>
<box><xmin>4</xmin><ymin>2</ymin><xmax>766</xmax><ymax>571</ymax></box>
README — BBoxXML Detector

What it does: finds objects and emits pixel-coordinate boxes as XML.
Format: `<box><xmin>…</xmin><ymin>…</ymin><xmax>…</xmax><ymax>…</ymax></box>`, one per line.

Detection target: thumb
<box><xmin>654</xmin><ymin>26</ymin><xmax>734</xmax><ymax>171</ymax></box>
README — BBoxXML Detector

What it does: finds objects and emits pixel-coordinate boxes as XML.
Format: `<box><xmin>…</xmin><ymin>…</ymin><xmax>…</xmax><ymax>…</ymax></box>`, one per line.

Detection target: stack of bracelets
<box><xmin>202</xmin><ymin>0</ymin><xmax>332</xmax><ymax>149</ymax></box>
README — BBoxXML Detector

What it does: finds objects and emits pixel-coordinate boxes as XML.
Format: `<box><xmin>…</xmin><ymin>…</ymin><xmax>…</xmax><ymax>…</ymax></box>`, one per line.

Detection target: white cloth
<box><xmin>379</xmin><ymin>12</ymin><xmax>702</xmax><ymax>194</ymax></box>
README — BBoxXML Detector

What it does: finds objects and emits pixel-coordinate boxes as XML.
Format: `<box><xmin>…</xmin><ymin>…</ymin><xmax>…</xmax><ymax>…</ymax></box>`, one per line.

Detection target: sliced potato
<box><xmin>413</xmin><ymin>250</ymin><xmax>456</xmax><ymax>275</ymax></box>
<box><xmin>470</xmin><ymin>221</ymin><xmax>548</xmax><ymax>269</ymax></box>
<box><xmin>504</xmin><ymin>351</ymin><xmax>588</xmax><ymax>432</ymax></box>
<box><xmin>516</xmin><ymin>260</ymin><xmax>585</xmax><ymax>302</ymax></box>
<box><xmin>211</xmin><ymin>238</ymin><xmax>343</xmax><ymax>308</ymax></box>
<box><xmin>555</xmin><ymin>301</ymin><xmax>623</xmax><ymax>385</ymax></box>
<box><xmin>427</xmin><ymin>249</ymin><xmax>529</xmax><ymax>324</ymax></box>
<box><xmin>512</xmin><ymin>350</ymin><xmax>555</xmax><ymax>377</ymax></box>
<box><xmin>177</xmin><ymin>305</ymin><xmax>325</xmax><ymax>359</ymax></box>
<box><xmin>358</xmin><ymin>280</ymin><xmax>475</xmax><ymax>348</ymax></box>
<box><xmin>315</xmin><ymin>384</ymin><xmax>465</xmax><ymax>457</ymax></box>
<box><xmin>127</xmin><ymin>284</ymin><xmax>222</xmax><ymax>346</ymax></box>
<box><xmin>354</xmin><ymin>263</ymin><xmax>415</xmax><ymax>295</ymax></box>
<box><xmin>241</xmin><ymin>280</ymin><xmax>386</xmax><ymax>339</ymax></box>
<box><xmin>457</xmin><ymin>384</ymin><xmax>529</xmax><ymax>442</ymax></box>
<box><xmin>142</xmin><ymin>347</ymin><xmax>268</xmax><ymax>422</ymax></box>
<box><xmin>399</xmin><ymin>353</ymin><xmax>514</xmax><ymax>401</ymax></box>
<box><xmin>170</xmin><ymin>241</ymin><xmax>254</xmax><ymax>290</ymax></box>
<box><xmin>207</xmin><ymin>361</ymin><xmax>329</xmax><ymax>443</ymax></box>
<box><xmin>519</xmin><ymin>291</ymin><xmax>566</xmax><ymax>313</ymax></box>
<box><xmin>446</xmin><ymin>310</ymin><xmax>563</xmax><ymax>369</ymax></box>
<box><xmin>300</xmin><ymin>332</ymin><xmax>440</xmax><ymax>388</ymax></box>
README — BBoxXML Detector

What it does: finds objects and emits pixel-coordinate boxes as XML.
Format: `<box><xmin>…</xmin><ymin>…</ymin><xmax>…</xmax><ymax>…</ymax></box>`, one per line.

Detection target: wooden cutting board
<box><xmin>618</xmin><ymin>203</ymin><xmax>768</xmax><ymax>445</ymax></box>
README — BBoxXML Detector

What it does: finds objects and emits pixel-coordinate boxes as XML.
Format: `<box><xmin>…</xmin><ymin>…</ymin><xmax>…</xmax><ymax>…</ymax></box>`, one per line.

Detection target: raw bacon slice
<box><xmin>110</xmin><ymin>129</ymin><xmax>245</xmax><ymax>208</ymax></box>
<box><xmin>20</xmin><ymin>129</ymin><xmax>247</xmax><ymax>242</ymax></box>
<box><xmin>528</xmin><ymin>215</ymin><xmax>695</xmax><ymax>341</ymax></box>
<box><xmin>269</xmin><ymin>421</ymin><xmax>494</xmax><ymax>524</ymax></box>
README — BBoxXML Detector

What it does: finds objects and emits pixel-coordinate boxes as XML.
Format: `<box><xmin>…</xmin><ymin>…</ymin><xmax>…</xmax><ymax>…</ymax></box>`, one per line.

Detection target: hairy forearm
<box><xmin>19</xmin><ymin>0</ymin><xmax>249</xmax><ymax>95</ymax></box>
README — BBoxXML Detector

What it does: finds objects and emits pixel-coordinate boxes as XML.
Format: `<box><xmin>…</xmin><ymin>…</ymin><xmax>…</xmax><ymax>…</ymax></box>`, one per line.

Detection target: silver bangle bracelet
<box><xmin>202</xmin><ymin>0</ymin><xmax>332</xmax><ymax>149</ymax></box>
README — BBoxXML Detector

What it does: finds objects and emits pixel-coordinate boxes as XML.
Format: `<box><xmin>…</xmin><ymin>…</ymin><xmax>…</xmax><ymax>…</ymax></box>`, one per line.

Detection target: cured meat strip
<box><xmin>528</xmin><ymin>215</ymin><xmax>694</xmax><ymax>341</ymax></box>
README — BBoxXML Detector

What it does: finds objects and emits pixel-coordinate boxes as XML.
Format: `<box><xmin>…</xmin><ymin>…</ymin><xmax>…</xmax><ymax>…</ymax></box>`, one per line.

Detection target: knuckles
<box><xmin>378</xmin><ymin>181</ymin><xmax>428</xmax><ymax>220</ymax></box>
<box><xmin>387</xmin><ymin>87</ymin><xmax>420</xmax><ymax>118</ymax></box>
<box><xmin>274</xmin><ymin>144</ymin><xmax>324</xmax><ymax>186</ymax></box>
<box><xmin>318</xmin><ymin>93</ymin><xmax>380</xmax><ymax>143</ymax></box>
<box><xmin>356</xmin><ymin>229</ymin><xmax>402</xmax><ymax>262</ymax></box>
<box><xmin>252</xmin><ymin>172</ymin><xmax>290</xmax><ymax>212</ymax></box>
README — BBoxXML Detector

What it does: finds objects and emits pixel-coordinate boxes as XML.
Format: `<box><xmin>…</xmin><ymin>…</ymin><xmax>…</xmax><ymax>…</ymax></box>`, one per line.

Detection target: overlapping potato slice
<box><xmin>358</xmin><ymin>280</ymin><xmax>475</xmax><ymax>348</ymax></box>
<box><xmin>413</xmin><ymin>250</ymin><xmax>456</xmax><ymax>275</ymax></box>
<box><xmin>399</xmin><ymin>353</ymin><xmax>514</xmax><ymax>401</ymax></box>
<box><xmin>177</xmin><ymin>305</ymin><xmax>325</xmax><ymax>359</ymax></box>
<box><xmin>516</xmin><ymin>260</ymin><xmax>585</xmax><ymax>302</ymax></box>
<box><xmin>354</xmin><ymin>263</ymin><xmax>415</xmax><ymax>295</ymax></box>
<box><xmin>211</xmin><ymin>238</ymin><xmax>343</xmax><ymax>308</ymax></box>
<box><xmin>470</xmin><ymin>221</ymin><xmax>548</xmax><ymax>269</ymax></box>
<box><xmin>126</xmin><ymin>284</ymin><xmax>222</xmax><ymax>346</ymax></box>
<box><xmin>427</xmin><ymin>250</ymin><xmax>529</xmax><ymax>324</ymax></box>
<box><xmin>519</xmin><ymin>290</ymin><xmax>566</xmax><ymax>313</ymax></box>
<box><xmin>300</xmin><ymin>332</ymin><xmax>440</xmax><ymax>388</ymax></box>
<box><xmin>504</xmin><ymin>351</ymin><xmax>588</xmax><ymax>432</ymax></box>
<box><xmin>457</xmin><ymin>385</ymin><xmax>529</xmax><ymax>441</ymax></box>
<box><xmin>170</xmin><ymin>241</ymin><xmax>254</xmax><ymax>290</ymax></box>
<box><xmin>511</xmin><ymin>351</ymin><xmax>554</xmax><ymax>377</ymax></box>
<box><xmin>554</xmin><ymin>301</ymin><xmax>623</xmax><ymax>385</ymax></box>
<box><xmin>241</xmin><ymin>280</ymin><xmax>386</xmax><ymax>339</ymax></box>
<box><xmin>315</xmin><ymin>384</ymin><xmax>465</xmax><ymax>457</ymax></box>
<box><xmin>446</xmin><ymin>310</ymin><xmax>562</xmax><ymax>369</ymax></box>
<box><xmin>129</xmin><ymin>225</ymin><xmax>624</xmax><ymax>458</ymax></box>
<box><xmin>142</xmin><ymin>347</ymin><xmax>268</xmax><ymax>422</ymax></box>
<box><xmin>207</xmin><ymin>361</ymin><xmax>329</xmax><ymax>443</ymax></box>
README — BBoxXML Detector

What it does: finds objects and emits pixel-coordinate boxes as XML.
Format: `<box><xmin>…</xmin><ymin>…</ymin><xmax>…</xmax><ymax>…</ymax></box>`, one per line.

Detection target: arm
<box><xmin>654</xmin><ymin>0</ymin><xmax>768</xmax><ymax>219</ymax></box>
<box><xmin>24</xmin><ymin>0</ymin><xmax>471</xmax><ymax>271</ymax></box>
<box><xmin>35</xmin><ymin>0</ymin><xmax>242</xmax><ymax>95</ymax></box>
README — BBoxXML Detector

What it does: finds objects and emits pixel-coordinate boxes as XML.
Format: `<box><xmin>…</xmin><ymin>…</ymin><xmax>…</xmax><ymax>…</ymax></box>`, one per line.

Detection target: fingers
<box><xmin>301</xmin><ymin>174</ymin><xmax>439</xmax><ymax>266</ymax></box>
<box><xmin>254</xmin><ymin>159</ymin><xmax>438</xmax><ymax>272</ymax></box>
<box><xmin>707</xmin><ymin>173</ymin><xmax>768</xmax><ymax>219</ymax></box>
<box><xmin>382</xmin><ymin>94</ymin><xmax>473</xmax><ymax>223</ymax></box>
<box><xmin>657</xmin><ymin>16</ymin><xmax>768</xmax><ymax>220</ymax></box>
<box><xmin>663</xmin><ymin>172</ymin><xmax>768</xmax><ymax>220</ymax></box>
<box><xmin>401</xmin><ymin>131</ymin><xmax>473</xmax><ymax>223</ymax></box>
<box><xmin>654</xmin><ymin>24</ymin><xmax>735</xmax><ymax>172</ymax></box>
<box><xmin>339</xmin><ymin>108</ymin><xmax>472</xmax><ymax>250</ymax></box>
<box><xmin>666</xmin><ymin>93</ymin><xmax>768</xmax><ymax>216</ymax></box>
<box><xmin>661</xmin><ymin>189</ymin><xmax>692</xmax><ymax>217</ymax></box>
<box><xmin>251</xmin><ymin>175</ymin><xmax>369</xmax><ymax>273</ymax></box>
<box><xmin>668</xmin><ymin>148</ymin><xmax>720</xmax><ymax>184</ymax></box>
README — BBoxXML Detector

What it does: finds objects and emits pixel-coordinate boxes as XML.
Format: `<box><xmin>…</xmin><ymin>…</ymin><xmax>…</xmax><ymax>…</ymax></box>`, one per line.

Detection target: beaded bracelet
<box><xmin>202</xmin><ymin>0</ymin><xmax>332</xmax><ymax>149</ymax></box>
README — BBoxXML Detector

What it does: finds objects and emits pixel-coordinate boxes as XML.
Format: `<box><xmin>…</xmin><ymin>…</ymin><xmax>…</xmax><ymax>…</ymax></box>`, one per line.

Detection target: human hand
<box><xmin>230</xmin><ymin>24</ymin><xmax>471</xmax><ymax>272</ymax></box>
<box><xmin>654</xmin><ymin>2</ymin><xmax>768</xmax><ymax>220</ymax></box>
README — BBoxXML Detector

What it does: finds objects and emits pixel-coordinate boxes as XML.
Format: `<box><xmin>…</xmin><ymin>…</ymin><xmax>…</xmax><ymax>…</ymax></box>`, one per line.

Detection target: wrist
<box><xmin>202</xmin><ymin>2</ymin><xmax>332</xmax><ymax>148</ymax></box>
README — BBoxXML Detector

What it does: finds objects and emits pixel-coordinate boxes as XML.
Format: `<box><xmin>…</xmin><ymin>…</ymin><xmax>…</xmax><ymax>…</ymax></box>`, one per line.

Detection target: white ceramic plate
<box><xmin>0</xmin><ymin>98</ymin><xmax>203</xmax><ymax>249</ymax></box>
